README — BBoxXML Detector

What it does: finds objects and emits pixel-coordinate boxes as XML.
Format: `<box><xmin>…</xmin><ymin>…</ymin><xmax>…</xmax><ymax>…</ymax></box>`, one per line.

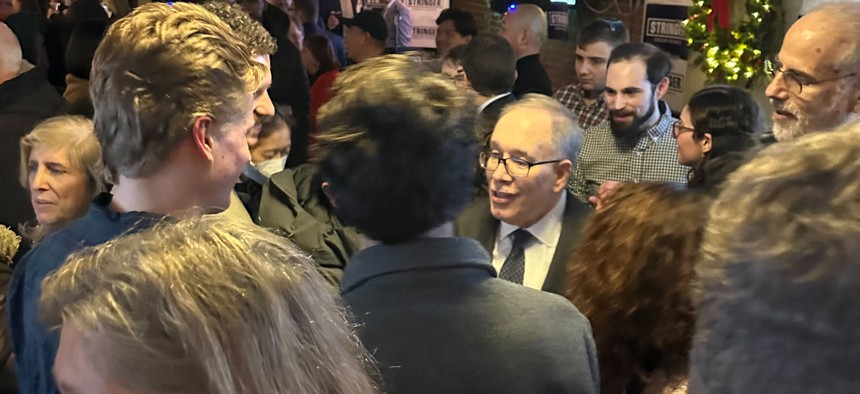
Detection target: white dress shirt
<box><xmin>478</xmin><ymin>92</ymin><xmax>513</xmax><ymax>114</ymax></box>
<box><xmin>491</xmin><ymin>193</ymin><xmax>567</xmax><ymax>290</ymax></box>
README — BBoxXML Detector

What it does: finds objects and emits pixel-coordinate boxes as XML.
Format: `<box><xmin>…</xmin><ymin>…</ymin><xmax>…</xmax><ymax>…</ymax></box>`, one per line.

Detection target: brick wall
<box><xmin>451</xmin><ymin>0</ymin><xmax>646</xmax><ymax>93</ymax></box>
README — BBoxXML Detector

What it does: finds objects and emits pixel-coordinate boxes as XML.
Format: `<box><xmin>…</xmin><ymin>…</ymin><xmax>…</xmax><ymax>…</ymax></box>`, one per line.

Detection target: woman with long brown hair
<box><xmin>300</xmin><ymin>33</ymin><xmax>340</xmax><ymax>152</ymax></box>
<box><xmin>567</xmin><ymin>183</ymin><xmax>708</xmax><ymax>394</ymax></box>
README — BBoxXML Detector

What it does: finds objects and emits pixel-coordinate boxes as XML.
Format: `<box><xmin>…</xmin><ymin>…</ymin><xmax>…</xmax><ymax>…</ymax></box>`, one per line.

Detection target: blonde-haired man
<box><xmin>8</xmin><ymin>4</ymin><xmax>266</xmax><ymax>393</ymax></box>
<box><xmin>42</xmin><ymin>216</ymin><xmax>376</xmax><ymax>394</ymax></box>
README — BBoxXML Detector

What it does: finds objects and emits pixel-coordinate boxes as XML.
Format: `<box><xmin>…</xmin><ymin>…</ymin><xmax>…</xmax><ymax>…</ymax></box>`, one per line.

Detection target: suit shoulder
<box><xmin>506</xmin><ymin>284</ymin><xmax>590</xmax><ymax>324</ymax></box>
<box><xmin>564</xmin><ymin>193</ymin><xmax>593</xmax><ymax>218</ymax></box>
<box><xmin>455</xmin><ymin>198</ymin><xmax>490</xmax><ymax>231</ymax></box>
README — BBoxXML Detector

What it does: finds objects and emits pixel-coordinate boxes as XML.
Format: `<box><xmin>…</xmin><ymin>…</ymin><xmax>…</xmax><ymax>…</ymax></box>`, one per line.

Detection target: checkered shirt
<box><xmin>553</xmin><ymin>84</ymin><xmax>609</xmax><ymax>129</ymax></box>
<box><xmin>568</xmin><ymin>101</ymin><xmax>690</xmax><ymax>202</ymax></box>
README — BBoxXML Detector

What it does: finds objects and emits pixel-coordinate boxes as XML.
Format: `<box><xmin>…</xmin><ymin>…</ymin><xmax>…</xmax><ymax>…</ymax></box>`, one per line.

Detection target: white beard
<box><xmin>771</xmin><ymin>97</ymin><xmax>856</xmax><ymax>142</ymax></box>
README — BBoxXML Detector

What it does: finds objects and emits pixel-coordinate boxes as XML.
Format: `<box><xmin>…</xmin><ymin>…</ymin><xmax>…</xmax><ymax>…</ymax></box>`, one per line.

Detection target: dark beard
<box><xmin>610</xmin><ymin>99</ymin><xmax>657</xmax><ymax>149</ymax></box>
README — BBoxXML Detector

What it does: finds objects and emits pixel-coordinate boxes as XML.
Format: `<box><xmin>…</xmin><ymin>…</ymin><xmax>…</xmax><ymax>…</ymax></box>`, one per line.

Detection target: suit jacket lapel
<box><xmin>541</xmin><ymin>192</ymin><xmax>592</xmax><ymax>296</ymax></box>
<box><xmin>475</xmin><ymin>206</ymin><xmax>498</xmax><ymax>255</ymax></box>
<box><xmin>455</xmin><ymin>198</ymin><xmax>498</xmax><ymax>255</ymax></box>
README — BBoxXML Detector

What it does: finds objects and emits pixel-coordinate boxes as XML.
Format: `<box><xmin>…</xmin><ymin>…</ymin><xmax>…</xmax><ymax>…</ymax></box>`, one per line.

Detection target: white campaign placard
<box><xmin>361</xmin><ymin>0</ymin><xmax>449</xmax><ymax>48</ymax></box>
<box><xmin>642</xmin><ymin>0</ymin><xmax>692</xmax><ymax>114</ymax></box>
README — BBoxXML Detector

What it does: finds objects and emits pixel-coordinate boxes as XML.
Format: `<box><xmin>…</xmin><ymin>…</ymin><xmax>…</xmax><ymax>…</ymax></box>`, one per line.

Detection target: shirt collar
<box><xmin>576</xmin><ymin>86</ymin><xmax>605</xmax><ymax>107</ymax></box>
<box><xmin>645</xmin><ymin>101</ymin><xmax>673</xmax><ymax>142</ymax></box>
<box><xmin>498</xmin><ymin>192</ymin><xmax>567</xmax><ymax>247</ymax></box>
<box><xmin>478</xmin><ymin>92</ymin><xmax>513</xmax><ymax>113</ymax></box>
<box><xmin>341</xmin><ymin>237</ymin><xmax>494</xmax><ymax>293</ymax></box>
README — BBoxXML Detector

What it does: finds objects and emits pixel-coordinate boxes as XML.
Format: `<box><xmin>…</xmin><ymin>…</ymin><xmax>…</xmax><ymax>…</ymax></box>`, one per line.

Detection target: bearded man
<box><xmin>764</xmin><ymin>2</ymin><xmax>860</xmax><ymax>142</ymax></box>
<box><xmin>568</xmin><ymin>42</ymin><xmax>688</xmax><ymax>204</ymax></box>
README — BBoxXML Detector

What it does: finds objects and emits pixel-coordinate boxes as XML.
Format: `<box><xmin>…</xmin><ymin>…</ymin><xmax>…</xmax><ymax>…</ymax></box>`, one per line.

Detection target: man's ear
<box><xmin>191</xmin><ymin>116</ymin><xmax>215</xmax><ymax>162</ymax></box>
<box><xmin>321</xmin><ymin>181</ymin><xmax>337</xmax><ymax>208</ymax></box>
<box><xmin>518</xmin><ymin>28</ymin><xmax>530</xmax><ymax>48</ymax></box>
<box><xmin>701</xmin><ymin>132</ymin><xmax>713</xmax><ymax>154</ymax></box>
<box><xmin>655</xmin><ymin>76</ymin><xmax>670</xmax><ymax>99</ymax></box>
<box><xmin>552</xmin><ymin>159</ymin><xmax>573</xmax><ymax>193</ymax></box>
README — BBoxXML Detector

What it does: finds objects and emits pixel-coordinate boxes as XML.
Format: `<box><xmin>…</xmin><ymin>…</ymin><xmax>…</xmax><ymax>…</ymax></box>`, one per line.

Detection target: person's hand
<box><xmin>588</xmin><ymin>180</ymin><xmax>622</xmax><ymax>211</ymax></box>
<box><xmin>327</xmin><ymin>13</ymin><xmax>340</xmax><ymax>30</ymax></box>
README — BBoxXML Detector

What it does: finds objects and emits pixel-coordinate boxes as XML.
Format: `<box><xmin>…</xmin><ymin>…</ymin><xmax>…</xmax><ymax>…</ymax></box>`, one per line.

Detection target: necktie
<box><xmin>498</xmin><ymin>229</ymin><xmax>532</xmax><ymax>284</ymax></box>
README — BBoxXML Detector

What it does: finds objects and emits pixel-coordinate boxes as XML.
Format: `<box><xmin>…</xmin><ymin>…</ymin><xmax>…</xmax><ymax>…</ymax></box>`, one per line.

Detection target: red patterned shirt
<box><xmin>553</xmin><ymin>84</ymin><xmax>609</xmax><ymax>129</ymax></box>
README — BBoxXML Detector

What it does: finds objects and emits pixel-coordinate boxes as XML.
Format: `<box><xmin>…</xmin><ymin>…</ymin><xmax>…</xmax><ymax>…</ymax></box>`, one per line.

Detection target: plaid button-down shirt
<box><xmin>553</xmin><ymin>84</ymin><xmax>609</xmax><ymax>129</ymax></box>
<box><xmin>568</xmin><ymin>101</ymin><xmax>690</xmax><ymax>202</ymax></box>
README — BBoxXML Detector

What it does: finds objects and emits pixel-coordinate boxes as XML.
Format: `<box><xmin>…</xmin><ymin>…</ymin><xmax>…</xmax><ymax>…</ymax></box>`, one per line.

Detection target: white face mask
<box><xmin>254</xmin><ymin>156</ymin><xmax>287</xmax><ymax>178</ymax></box>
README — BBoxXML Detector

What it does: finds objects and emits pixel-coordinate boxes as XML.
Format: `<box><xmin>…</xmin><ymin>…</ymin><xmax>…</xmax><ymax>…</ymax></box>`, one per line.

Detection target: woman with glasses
<box><xmin>673</xmin><ymin>85</ymin><xmax>763</xmax><ymax>192</ymax></box>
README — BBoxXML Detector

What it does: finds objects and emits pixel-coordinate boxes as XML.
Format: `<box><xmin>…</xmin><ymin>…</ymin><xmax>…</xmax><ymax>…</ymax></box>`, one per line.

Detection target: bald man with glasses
<box><xmin>456</xmin><ymin>95</ymin><xmax>591</xmax><ymax>296</ymax></box>
<box><xmin>764</xmin><ymin>2</ymin><xmax>860</xmax><ymax>142</ymax></box>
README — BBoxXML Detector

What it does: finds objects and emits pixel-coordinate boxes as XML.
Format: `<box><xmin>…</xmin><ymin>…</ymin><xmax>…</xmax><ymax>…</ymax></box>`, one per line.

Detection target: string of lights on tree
<box><xmin>684</xmin><ymin>0</ymin><xmax>783</xmax><ymax>87</ymax></box>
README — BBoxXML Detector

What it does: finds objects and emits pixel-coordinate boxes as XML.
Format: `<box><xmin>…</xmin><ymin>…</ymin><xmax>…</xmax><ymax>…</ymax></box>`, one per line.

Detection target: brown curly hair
<box><xmin>566</xmin><ymin>183</ymin><xmax>707</xmax><ymax>394</ymax></box>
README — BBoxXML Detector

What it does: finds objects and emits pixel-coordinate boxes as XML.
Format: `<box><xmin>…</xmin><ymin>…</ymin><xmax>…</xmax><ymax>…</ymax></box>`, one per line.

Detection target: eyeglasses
<box><xmin>445</xmin><ymin>68</ymin><xmax>465</xmax><ymax>83</ymax></box>
<box><xmin>672</xmin><ymin>120</ymin><xmax>695</xmax><ymax>139</ymax></box>
<box><xmin>480</xmin><ymin>151</ymin><xmax>562</xmax><ymax>178</ymax></box>
<box><xmin>765</xmin><ymin>58</ymin><xmax>858</xmax><ymax>95</ymax></box>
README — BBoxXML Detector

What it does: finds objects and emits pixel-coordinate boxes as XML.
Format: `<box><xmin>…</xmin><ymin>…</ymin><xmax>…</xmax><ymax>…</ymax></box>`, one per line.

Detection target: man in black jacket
<box><xmin>499</xmin><ymin>3</ymin><xmax>552</xmax><ymax>98</ymax></box>
<box><xmin>317</xmin><ymin>54</ymin><xmax>600</xmax><ymax>394</ymax></box>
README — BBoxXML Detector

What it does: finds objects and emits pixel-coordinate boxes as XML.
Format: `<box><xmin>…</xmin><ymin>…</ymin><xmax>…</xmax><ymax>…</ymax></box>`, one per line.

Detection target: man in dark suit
<box><xmin>318</xmin><ymin>55</ymin><xmax>599</xmax><ymax>394</ymax></box>
<box><xmin>462</xmin><ymin>33</ymin><xmax>518</xmax><ymax>147</ymax></box>
<box><xmin>457</xmin><ymin>94</ymin><xmax>589</xmax><ymax>296</ymax></box>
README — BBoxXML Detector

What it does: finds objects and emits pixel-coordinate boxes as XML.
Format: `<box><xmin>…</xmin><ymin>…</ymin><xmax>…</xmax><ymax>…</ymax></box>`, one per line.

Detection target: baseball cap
<box><xmin>343</xmin><ymin>11</ymin><xmax>388</xmax><ymax>43</ymax></box>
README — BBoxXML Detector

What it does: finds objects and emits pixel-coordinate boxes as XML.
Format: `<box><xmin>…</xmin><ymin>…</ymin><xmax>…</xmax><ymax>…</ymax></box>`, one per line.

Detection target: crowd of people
<box><xmin>0</xmin><ymin>0</ymin><xmax>858</xmax><ymax>393</ymax></box>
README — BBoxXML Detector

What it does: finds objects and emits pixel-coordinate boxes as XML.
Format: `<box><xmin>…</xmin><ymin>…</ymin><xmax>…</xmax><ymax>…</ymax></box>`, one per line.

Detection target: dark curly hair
<box><xmin>435</xmin><ymin>8</ymin><xmax>478</xmax><ymax>37</ymax></box>
<box><xmin>315</xmin><ymin>55</ymin><xmax>477</xmax><ymax>244</ymax></box>
<box><xmin>566</xmin><ymin>183</ymin><xmax>707</xmax><ymax>394</ymax></box>
<box><xmin>686</xmin><ymin>85</ymin><xmax>763</xmax><ymax>191</ymax></box>
<box><xmin>202</xmin><ymin>1</ymin><xmax>277</xmax><ymax>56</ymax></box>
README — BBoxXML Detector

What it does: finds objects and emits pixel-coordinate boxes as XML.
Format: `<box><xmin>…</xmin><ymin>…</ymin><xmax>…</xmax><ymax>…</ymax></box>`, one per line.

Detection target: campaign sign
<box><xmin>642</xmin><ymin>0</ymin><xmax>690</xmax><ymax>112</ymax></box>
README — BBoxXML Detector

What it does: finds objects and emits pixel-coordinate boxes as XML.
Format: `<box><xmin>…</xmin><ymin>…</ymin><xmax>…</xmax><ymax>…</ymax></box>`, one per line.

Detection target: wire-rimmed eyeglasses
<box><xmin>479</xmin><ymin>151</ymin><xmax>562</xmax><ymax>178</ymax></box>
<box><xmin>765</xmin><ymin>58</ymin><xmax>858</xmax><ymax>95</ymax></box>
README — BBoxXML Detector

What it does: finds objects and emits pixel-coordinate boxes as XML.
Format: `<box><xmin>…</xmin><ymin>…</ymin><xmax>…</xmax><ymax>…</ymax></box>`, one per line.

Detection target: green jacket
<box><xmin>257</xmin><ymin>164</ymin><xmax>360</xmax><ymax>288</ymax></box>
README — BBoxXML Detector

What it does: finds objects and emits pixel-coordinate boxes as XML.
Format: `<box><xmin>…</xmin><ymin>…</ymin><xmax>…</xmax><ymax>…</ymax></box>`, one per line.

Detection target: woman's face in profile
<box><xmin>27</xmin><ymin>145</ymin><xmax>90</xmax><ymax>227</ymax></box>
<box><xmin>675</xmin><ymin>106</ymin><xmax>708</xmax><ymax>168</ymax></box>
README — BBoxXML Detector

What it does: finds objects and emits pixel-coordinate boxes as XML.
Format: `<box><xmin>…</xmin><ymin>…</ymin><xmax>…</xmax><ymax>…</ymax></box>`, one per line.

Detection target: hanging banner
<box><xmin>361</xmin><ymin>0</ymin><xmax>449</xmax><ymax>49</ymax></box>
<box><xmin>547</xmin><ymin>2</ymin><xmax>570</xmax><ymax>40</ymax></box>
<box><xmin>642</xmin><ymin>0</ymin><xmax>691</xmax><ymax>114</ymax></box>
